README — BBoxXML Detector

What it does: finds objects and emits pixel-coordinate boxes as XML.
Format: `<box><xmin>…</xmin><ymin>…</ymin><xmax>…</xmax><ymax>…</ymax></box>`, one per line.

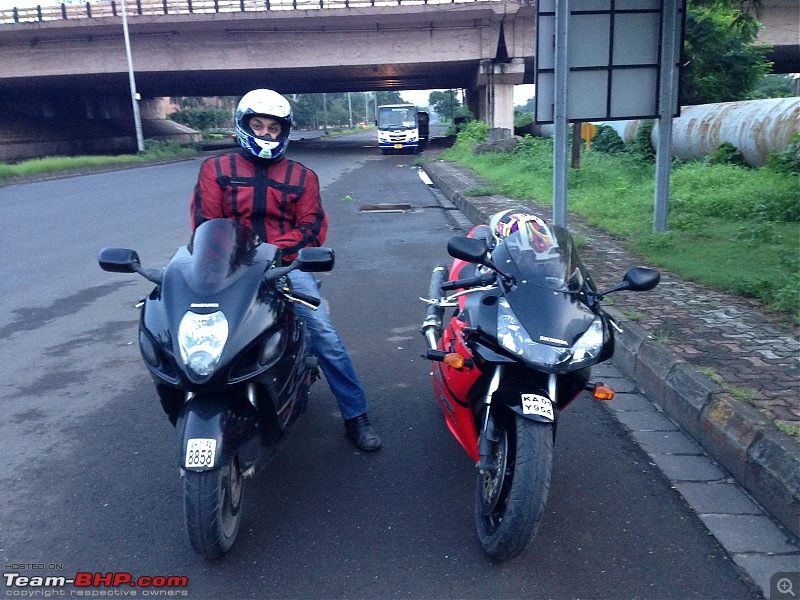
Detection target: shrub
<box><xmin>592</xmin><ymin>125</ymin><xmax>626</xmax><ymax>154</ymax></box>
<box><xmin>705</xmin><ymin>142</ymin><xmax>748</xmax><ymax>167</ymax></box>
<box><xmin>440</xmin><ymin>121</ymin><xmax>488</xmax><ymax>160</ymax></box>
<box><xmin>626</xmin><ymin>120</ymin><xmax>656</xmax><ymax>161</ymax></box>
<box><xmin>765</xmin><ymin>133</ymin><xmax>800</xmax><ymax>176</ymax></box>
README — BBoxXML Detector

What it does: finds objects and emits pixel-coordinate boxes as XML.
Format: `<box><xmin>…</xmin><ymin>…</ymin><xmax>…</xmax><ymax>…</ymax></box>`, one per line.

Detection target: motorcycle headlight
<box><xmin>571</xmin><ymin>315</ymin><xmax>605</xmax><ymax>367</ymax></box>
<box><xmin>178</xmin><ymin>310</ymin><xmax>229</xmax><ymax>377</ymax></box>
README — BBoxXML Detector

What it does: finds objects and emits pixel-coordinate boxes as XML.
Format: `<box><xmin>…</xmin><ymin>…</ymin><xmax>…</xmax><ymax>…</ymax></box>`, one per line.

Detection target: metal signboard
<box><xmin>535</xmin><ymin>0</ymin><xmax>685</xmax><ymax>124</ymax></box>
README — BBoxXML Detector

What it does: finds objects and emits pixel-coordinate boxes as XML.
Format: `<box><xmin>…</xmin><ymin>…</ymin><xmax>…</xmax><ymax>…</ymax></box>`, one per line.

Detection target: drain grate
<box><xmin>359</xmin><ymin>204</ymin><xmax>413</xmax><ymax>213</ymax></box>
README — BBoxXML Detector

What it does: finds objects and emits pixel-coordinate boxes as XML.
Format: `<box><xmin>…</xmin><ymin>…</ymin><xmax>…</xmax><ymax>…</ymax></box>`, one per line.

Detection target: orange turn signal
<box><xmin>444</xmin><ymin>353</ymin><xmax>466</xmax><ymax>368</ymax></box>
<box><xmin>592</xmin><ymin>384</ymin><xmax>615</xmax><ymax>400</ymax></box>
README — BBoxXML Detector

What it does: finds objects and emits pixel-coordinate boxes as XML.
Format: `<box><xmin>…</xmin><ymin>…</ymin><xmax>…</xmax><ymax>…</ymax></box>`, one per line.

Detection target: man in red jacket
<box><xmin>190</xmin><ymin>88</ymin><xmax>381</xmax><ymax>451</ymax></box>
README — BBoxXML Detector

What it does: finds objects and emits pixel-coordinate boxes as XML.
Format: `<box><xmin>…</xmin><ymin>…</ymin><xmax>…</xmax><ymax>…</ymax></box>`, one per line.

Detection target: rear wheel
<box><xmin>183</xmin><ymin>455</ymin><xmax>243</xmax><ymax>559</ymax></box>
<box><xmin>474</xmin><ymin>414</ymin><xmax>553</xmax><ymax>560</ymax></box>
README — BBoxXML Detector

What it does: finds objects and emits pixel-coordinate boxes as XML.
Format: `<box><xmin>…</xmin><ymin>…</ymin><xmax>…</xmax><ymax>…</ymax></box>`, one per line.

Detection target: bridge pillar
<box><xmin>469</xmin><ymin>59</ymin><xmax>526</xmax><ymax>132</ymax></box>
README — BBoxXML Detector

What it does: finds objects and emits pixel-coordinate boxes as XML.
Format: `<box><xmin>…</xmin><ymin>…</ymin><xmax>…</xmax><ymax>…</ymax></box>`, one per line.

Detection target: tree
<box><xmin>374</xmin><ymin>91</ymin><xmax>405</xmax><ymax>106</ymax></box>
<box><xmin>428</xmin><ymin>90</ymin><xmax>463</xmax><ymax>122</ymax></box>
<box><xmin>167</xmin><ymin>108</ymin><xmax>232</xmax><ymax>131</ymax></box>
<box><xmin>287</xmin><ymin>92</ymin><xmax>403</xmax><ymax>129</ymax></box>
<box><xmin>515</xmin><ymin>95</ymin><xmax>535</xmax><ymax>115</ymax></box>
<box><xmin>749</xmin><ymin>74</ymin><xmax>797</xmax><ymax>99</ymax></box>
<box><xmin>681</xmin><ymin>0</ymin><xmax>772</xmax><ymax>105</ymax></box>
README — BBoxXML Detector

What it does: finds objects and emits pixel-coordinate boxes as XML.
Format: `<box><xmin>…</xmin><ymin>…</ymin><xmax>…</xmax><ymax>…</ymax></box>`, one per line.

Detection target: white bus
<box><xmin>377</xmin><ymin>104</ymin><xmax>429</xmax><ymax>154</ymax></box>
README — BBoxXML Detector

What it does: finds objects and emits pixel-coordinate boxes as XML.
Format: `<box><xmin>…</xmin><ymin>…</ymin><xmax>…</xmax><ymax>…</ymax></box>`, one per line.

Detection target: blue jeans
<box><xmin>288</xmin><ymin>270</ymin><xmax>369</xmax><ymax>420</ymax></box>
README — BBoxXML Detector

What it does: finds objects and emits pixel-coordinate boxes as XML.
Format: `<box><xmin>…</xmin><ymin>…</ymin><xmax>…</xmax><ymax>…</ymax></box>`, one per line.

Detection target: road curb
<box><xmin>421</xmin><ymin>159</ymin><xmax>800</xmax><ymax>541</ymax></box>
<box><xmin>608</xmin><ymin>306</ymin><xmax>800</xmax><ymax>539</ymax></box>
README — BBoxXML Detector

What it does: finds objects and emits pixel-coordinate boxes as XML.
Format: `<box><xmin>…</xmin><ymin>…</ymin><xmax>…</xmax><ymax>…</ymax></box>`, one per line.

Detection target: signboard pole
<box><xmin>653</xmin><ymin>0</ymin><xmax>680</xmax><ymax>231</ymax></box>
<box><xmin>552</xmin><ymin>0</ymin><xmax>569</xmax><ymax>228</ymax></box>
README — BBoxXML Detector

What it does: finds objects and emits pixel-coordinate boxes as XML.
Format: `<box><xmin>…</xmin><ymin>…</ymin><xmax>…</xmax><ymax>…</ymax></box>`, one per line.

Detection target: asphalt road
<box><xmin>0</xmin><ymin>132</ymin><xmax>762</xmax><ymax>599</ymax></box>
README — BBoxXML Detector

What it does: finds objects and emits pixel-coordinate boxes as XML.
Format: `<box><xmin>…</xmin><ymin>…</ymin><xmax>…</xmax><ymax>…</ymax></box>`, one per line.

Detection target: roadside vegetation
<box><xmin>438</xmin><ymin>121</ymin><xmax>800</xmax><ymax>323</ymax></box>
<box><xmin>0</xmin><ymin>140</ymin><xmax>196</xmax><ymax>181</ymax></box>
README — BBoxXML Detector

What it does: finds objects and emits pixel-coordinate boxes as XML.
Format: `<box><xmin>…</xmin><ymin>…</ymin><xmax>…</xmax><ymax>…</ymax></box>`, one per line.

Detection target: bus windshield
<box><xmin>377</xmin><ymin>106</ymin><xmax>418</xmax><ymax>131</ymax></box>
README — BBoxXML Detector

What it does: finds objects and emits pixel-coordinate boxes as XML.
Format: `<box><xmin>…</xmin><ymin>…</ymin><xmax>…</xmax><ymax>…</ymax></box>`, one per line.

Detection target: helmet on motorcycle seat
<box><xmin>235</xmin><ymin>89</ymin><xmax>292</xmax><ymax>162</ymax></box>
<box><xmin>489</xmin><ymin>210</ymin><xmax>559</xmax><ymax>257</ymax></box>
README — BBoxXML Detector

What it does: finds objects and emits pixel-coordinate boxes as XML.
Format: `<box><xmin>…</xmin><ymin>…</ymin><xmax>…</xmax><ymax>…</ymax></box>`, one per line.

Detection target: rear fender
<box><xmin>176</xmin><ymin>392</ymin><xmax>262</xmax><ymax>474</ymax></box>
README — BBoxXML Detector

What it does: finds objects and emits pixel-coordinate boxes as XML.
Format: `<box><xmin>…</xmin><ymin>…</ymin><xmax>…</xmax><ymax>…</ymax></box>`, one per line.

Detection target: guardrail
<box><xmin>1</xmin><ymin>0</ymin><xmax>502</xmax><ymax>23</ymax></box>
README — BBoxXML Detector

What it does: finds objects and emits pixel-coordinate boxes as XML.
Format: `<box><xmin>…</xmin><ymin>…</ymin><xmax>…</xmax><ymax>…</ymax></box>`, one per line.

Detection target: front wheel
<box><xmin>474</xmin><ymin>414</ymin><xmax>553</xmax><ymax>560</ymax></box>
<box><xmin>183</xmin><ymin>456</ymin><xmax>244</xmax><ymax>559</ymax></box>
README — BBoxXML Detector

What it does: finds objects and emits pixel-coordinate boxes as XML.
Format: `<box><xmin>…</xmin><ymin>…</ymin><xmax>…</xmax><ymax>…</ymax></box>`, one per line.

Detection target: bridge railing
<box><xmin>1</xmin><ymin>0</ymin><xmax>502</xmax><ymax>23</ymax></box>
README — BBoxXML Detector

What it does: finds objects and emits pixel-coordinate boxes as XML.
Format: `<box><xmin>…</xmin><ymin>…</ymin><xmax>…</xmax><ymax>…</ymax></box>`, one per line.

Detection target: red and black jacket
<box><xmin>191</xmin><ymin>151</ymin><xmax>328</xmax><ymax>262</ymax></box>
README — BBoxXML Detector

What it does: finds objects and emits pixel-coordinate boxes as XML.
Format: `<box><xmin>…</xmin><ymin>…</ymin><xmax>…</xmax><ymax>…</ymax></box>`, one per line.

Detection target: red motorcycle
<box><xmin>421</xmin><ymin>211</ymin><xmax>659</xmax><ymax>560</ymax></box>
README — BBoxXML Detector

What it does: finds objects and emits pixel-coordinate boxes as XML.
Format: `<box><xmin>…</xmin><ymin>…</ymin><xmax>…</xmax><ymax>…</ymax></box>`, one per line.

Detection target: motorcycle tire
<box><xmin>183</xmin><ymin>456</ymin><xmax>244</xmax><ymax>559</ymax></box>
<box><xmin>474</xmin><ymin>414</ymin><xmax>553</xmax><ymax>560</ymax></box>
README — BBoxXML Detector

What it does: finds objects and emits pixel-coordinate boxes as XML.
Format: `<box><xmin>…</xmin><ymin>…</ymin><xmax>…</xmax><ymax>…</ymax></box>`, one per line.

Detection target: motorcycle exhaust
<box><xmin>421</xmin><ymin>265</ymin><xmax>448</xmax><ymax>350</ymax></box>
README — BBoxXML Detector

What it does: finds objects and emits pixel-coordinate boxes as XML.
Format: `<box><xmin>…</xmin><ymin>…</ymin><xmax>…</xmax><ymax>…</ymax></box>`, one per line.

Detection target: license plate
<box><xmin>185</xmin><ymin>438</ymin><xmax>216</xmax><ymax>469</ymax></box>
<box><xmin>394</xmin><ymin>143</ymin><xmax>403</xmax><ymax>149</ymax></box>
<box><xmin>521</xmin><ymin>394</ymin><xmax>554</xmax><ymax>420</ymax></box>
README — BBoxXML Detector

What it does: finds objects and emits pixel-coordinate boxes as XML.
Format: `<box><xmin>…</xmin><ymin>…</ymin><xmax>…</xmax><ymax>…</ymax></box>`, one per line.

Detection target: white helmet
<box><xmin>235</xmin><ymin>89</ymin><xmax>292</xmax><ymax>161</ymax></box>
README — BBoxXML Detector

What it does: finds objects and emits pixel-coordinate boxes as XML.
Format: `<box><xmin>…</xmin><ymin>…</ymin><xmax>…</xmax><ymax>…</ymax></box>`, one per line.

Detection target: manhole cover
<box><xmin>359</xmin><ymin>204</ymin><xmax>413</xmax><ymax>213</ymax></box>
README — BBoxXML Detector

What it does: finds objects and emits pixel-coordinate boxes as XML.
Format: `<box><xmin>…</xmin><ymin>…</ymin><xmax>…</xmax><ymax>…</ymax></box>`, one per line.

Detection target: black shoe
<box><xmin>344</xmin><ymin>414</ymin><xmax>382</xmax><ymax>452</ymax></box>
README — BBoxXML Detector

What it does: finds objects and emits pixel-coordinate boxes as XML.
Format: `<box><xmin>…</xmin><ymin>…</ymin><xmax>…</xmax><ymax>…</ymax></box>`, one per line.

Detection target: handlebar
<box><xmin>440</xmin><ymin>272</ymin><xmax>496</xmax><ymax>291</ymax></box>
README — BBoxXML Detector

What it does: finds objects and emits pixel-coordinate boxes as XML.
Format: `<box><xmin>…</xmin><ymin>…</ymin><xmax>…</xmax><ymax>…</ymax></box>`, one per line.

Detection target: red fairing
<box><xmin>432</xmin><ymin>319</ymin><xmax>481</xmax><ymax>461</ymax></box>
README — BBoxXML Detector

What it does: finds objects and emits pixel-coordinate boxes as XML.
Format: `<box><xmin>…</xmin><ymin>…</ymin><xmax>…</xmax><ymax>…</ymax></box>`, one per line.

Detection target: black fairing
<box><xmin>460</xmin><ymin>224</ymin><xmax>614</xmax><ymax>371</ymax></box>
<box><xmin>139</xmin><ymin>219</ymin><xmax>304</xmax><ymax>393</ymax></box>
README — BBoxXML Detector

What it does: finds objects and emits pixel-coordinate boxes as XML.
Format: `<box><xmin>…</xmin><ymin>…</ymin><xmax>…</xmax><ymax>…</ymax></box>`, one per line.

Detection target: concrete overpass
<box><xmin>0</xmin><ymin>0</ymin><xmax>534</xmax><ymax>159</ymax></box>
<box><xmin>0</xmin><ymin>0</ymin><xmax>796</xmax><ymax>160</ymax></box>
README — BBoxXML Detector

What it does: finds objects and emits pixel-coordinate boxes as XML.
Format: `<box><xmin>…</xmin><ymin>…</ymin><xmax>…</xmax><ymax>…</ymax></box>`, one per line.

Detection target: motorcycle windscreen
<box><xmin>493</xmin><ymin>222</ymin><xmax>596</xmax><ymax>293</ymax></box>
<box><xmin>183</xmin><ymin>219</ymin><xmax>278</xmax><ymax>294</ymax></box>
<box><xmin>491</xmin><ymin>225</ymin><xmax>598</xmax><ymax>347</ymax></box>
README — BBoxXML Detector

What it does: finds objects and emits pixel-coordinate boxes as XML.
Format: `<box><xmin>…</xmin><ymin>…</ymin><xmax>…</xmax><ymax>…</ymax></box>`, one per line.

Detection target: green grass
<box><xmin>0</xmin><ymin>140</ymin><xmax>197</xmax><ymax>180</ymax></box>
<box><xmin>438</xmin><ymin>124</ymin><xmax>800</xmax><ymax>322</ymax></box>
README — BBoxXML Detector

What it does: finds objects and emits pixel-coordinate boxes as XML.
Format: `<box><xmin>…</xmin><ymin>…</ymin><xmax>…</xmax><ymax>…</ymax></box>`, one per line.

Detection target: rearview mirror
<box><xmin>622</xmin><ymin>267</ymin><xmax>660</xmax><ymax>292</ymax></box>
<box><xmin>98</xmin><ymin>248</ymin><xmax>140</xmax><ymax>274</ymax></box>
<box><xmin>598</xmin><ymin>267</ymin><xmax>660</xmax><ymax>297</ymax></box>
<box><xmin>296</xmin><ymin>247</ymin><xmax>335</xmax><ymax>273</ymax></box>
<box><xmin>447</xmin><ymin>236</ymin><xmax>488</xmax><ymax>264</ymax></box>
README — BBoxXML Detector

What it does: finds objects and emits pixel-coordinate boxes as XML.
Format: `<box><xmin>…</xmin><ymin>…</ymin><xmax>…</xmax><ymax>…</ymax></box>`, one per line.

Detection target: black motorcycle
<box><xmin>98</xmin><ymin>218</ymin><xmax>334</xmax><ymax>559</ymax></box>
<box><xmin>421</xmin><ymin>212</ymin><xmax>660</xmax><ymax>560</ymax></box>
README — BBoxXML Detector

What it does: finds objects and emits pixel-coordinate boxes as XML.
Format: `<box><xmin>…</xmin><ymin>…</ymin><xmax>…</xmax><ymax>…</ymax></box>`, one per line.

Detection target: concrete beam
<box><xmin>0</xmin><ymin>3</ymin><xmax>523</xmax><ymax>96</ymax></box>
